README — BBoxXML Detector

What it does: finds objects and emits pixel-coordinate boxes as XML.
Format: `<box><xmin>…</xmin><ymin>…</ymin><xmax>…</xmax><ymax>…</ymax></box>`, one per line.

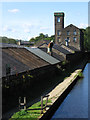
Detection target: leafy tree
<box><xmin>1</xmin><ymin>36</ymin><xmax>17</xmax><ymax>44</ymax></box>
<box><xmin>29</xmin><ymin>38</ymin><xmax>35</xmax><ymax>42</ymax></box>
<box><xmin>39</xmin><ymin>33</ymin><xmax>45</xmax><ymax>39</ymax></box>
<box><xmin>84</xmin><ymin>27</ymin><xmax>90</xmax><ymax>51</ymax></box>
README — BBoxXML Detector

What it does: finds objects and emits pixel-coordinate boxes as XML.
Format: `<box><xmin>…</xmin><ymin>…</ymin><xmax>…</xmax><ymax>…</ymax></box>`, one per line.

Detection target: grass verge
<box><xmin>9</xmin><ymin>99</ymin><xmax>52</xmax><ymax>120</ymax></box>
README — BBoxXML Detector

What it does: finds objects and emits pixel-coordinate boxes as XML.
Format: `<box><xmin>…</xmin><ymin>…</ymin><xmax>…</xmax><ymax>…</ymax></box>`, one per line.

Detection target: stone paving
<box><xmin>49</xmin><ymin>69</ymin><xmax>82</xmax><ymax>103</ymax></box>
<box><xmin>41</xmin><ymin>69</ymin><xmax>82</xmax><ymax>112</ymax></box>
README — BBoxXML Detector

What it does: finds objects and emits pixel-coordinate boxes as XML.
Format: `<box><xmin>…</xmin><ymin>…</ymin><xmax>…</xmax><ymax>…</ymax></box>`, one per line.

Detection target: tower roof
<box><xmin>54</xmin><ymin>12</ymin><xmax>64</xmax><ymax>17</ymax></box>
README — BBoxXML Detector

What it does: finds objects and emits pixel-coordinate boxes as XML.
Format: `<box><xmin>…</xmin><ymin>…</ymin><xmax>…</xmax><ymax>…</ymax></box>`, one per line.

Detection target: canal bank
<box><xmin>39</xmin><ymin>59</ymin><xmax>87</xmax><ymax>120</ymax></box>
<box><xmin>9</xmin><ymin>60</ymin><xmax>87</xmax><ymax>120</ymax></box>
<box><xmin>51</xmin><ymin>63</ymin><xmax>88</xmax><ymax>119</ymax></box>
<box><xmin>8</xmin><ymin>59</ymin><xmax>87</xmax><ymax>120</ymax></box>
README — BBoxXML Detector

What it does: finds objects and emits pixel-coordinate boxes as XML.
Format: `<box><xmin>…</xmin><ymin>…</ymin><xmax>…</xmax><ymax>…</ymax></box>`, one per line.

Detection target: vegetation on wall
<box><xmin>83</xmin><ymin>27</ymin><xmax>90</xmax><ymax>51</ymax></box>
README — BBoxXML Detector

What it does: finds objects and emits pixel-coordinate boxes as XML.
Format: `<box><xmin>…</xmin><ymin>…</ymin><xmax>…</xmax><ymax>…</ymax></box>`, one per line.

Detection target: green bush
<box><xmin>78</xmin><ymin>72</ymin><xmax>84</xmax><ymax>78</ymax></box>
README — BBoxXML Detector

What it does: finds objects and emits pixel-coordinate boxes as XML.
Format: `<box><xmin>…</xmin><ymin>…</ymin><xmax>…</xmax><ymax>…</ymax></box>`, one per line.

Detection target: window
<box><xmin>57</xmin><ymin>17</ymin><xmax>60</xmax><ymax>23</ymax></box>
<box><xmin>67</xmin><ymin>37</ymin><xmax>70</xmax><ymax>42</ymax></box>
<box><xmin>67</xmin><ymin>31</ymin><xmax>70</xmax><ymax>35</ymax></box>
<box><xmin>67</xmin><ymin>37</ymin><xmax>69</xmax><ymax>40</ymax></box>
<box><xmin>73</xmin><ymin>37</ymin><xmax>77</xmax><ymax>42</ymax></box>
<box><xmin>73</xmin><ymin>30</ymin><xmax>77</xmax><ymax>35</ymax></box>
<box><xmin>57</xmin><ymin>30</ymin><xmax>61</xmax><ymax>36</ymax></box>
<box><xmin>58</xmin><ymin>37</ymin><xmax>61</xmax><ymax>42</ymax></box>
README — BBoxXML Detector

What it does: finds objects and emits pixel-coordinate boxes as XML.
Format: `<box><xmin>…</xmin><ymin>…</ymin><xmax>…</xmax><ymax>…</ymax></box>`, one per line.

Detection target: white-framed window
<box><xmin>57</xmin><ymin>30</ymin><xmax>61</xmax><ymax>36</ymax></box>
<box><xmin>67</xmin><ymin>31</ymin><xmax>70</xmax><ymax>35</ymax></box>
<box><xmin>73</xmin><ymin>37</ymin><xmax>77</xmax><ymax>42</ymax></box>
<box><xmin>57</xmin><ymin>17</ymin><xmax>60</xmax><ymax>23</ymax></box>
<box><xmin>73</xmin><ymin>30</ymin><xmax>77</xmax><ymax>35</ymax></box>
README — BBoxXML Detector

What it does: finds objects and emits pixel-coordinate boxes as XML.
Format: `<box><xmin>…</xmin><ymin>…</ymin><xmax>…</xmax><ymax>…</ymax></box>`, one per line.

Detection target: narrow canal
<box><xmin>51</xmin><ymin>63</ymin><xmax>89</xmax><ymax>119</ymax></box>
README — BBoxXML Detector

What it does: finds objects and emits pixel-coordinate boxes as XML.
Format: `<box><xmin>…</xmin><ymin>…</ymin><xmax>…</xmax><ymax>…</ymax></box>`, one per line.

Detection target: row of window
<box><xmin>57</xmin><ymin>37</ymin><xmax>77</xmax><ymax>43</ymax></box>
<box><xmin>67</xmin><ymin>30</ymin><xmax>77</xmax><ymax>35</ymax></box>
<box><xmin>57</xmin><ymin>30</ymin><xmax>77</xmax><ymax>36</ymax></box>
<box><xmin>67</xmin><ymin>37</ymin><xmax>77</xmax><ymax>42</ymax></box>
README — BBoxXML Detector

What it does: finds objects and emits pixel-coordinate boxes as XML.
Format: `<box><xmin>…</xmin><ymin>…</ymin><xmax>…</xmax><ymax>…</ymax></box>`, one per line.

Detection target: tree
<box><xmin>84</xmin><ymin>27</ymin><xmax>90</xmax><ymax>51</ymax></box>
<box><xmin>29</xmin><ymin>38</ymin><xmax>35</xmax><ymax>42</ymax></box>
<box><xmin>39</xmin><ymin>33</ymin><xmax>45</xmax><ymax>39</ymax></box>
<box><xmin>83</xmin><ymin>27</ymin><xmax>90</xmax><ymax>51</ymax></box>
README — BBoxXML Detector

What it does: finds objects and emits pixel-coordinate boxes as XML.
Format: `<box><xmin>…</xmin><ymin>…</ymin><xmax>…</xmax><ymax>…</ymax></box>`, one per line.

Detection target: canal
<box><xmin>51</xmin><ymin>63</ymin><xmax>89</xmax><ymax>119</ymax></box>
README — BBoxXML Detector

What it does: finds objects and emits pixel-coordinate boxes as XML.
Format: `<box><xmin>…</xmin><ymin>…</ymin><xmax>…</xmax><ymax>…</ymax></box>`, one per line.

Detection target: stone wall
<box><xmin>2</xmin><ymin>63</ymin><xmax>60</xmax><ymax>113</ymax></box>
<box><xmin>66</xmin><ymin>52</ymin><xmax>84</xmax><ymax>64</ymax></box>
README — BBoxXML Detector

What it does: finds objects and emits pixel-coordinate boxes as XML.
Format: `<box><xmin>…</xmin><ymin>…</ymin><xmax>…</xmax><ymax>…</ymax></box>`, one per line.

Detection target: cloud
<box><xmin>22</xmin><ymin>23</ymin><xmax>33</xmax><ymax>33</ymax></box>
<box><xmin>79</xmin><ymin>23</ymin><xmax>88</xmax><ymax>28</ymax></box>
<box><xmin>27</xmin><ymin>36</ymin><xmax>31</xmax><ymax>41</ymax></box>
<box><xmin>8</xmin><ymin>9</ymin><xmax>19</xmax><ymax>13</ymax></box>
<box><xmin>3</xmin><ymin>25</ymin><xmax>16</xmax><ymax>32</ymax></box>
<box><xmin>24</xmin><ymin>28</ymin><xmax>30</xmax><ymax>33</ymax></box>
<box><xmin>40</xmin><ymin>27</ymin><xmax>49</xmax><ymax>30</ymax></box>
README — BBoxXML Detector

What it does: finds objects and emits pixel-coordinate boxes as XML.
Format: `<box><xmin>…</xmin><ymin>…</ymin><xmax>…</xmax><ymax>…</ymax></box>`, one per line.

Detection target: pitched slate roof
<box><xmin>39</xmin><ymin>47</ymin><xmax>64</xmax><ymax>61</ymax></box>
<box><xmin>25</xmin><ymin>47</ymin><xmax>60</xmax><ymax>64</ymax></box>
<box><xmin>67</xmin><ymin>46</ymin><xmax>80</xmax><ymax>52</ymax></box>
<box><xmin>64</xmin><ymin>24</ymin><xmax>80</xmax><ymax>30</ymax></box>
<box><xmin>53</xmin><ymin>44</ymin><xmax>71</xmax><ymax>55</ymax></box>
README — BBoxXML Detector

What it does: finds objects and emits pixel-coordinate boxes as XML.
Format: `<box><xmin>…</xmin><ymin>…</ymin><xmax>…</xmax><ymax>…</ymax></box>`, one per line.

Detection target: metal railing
<box><xmin>19</xmin><ymin>95</ymin><xmax>50</xmax><ymax>114</ymax></box>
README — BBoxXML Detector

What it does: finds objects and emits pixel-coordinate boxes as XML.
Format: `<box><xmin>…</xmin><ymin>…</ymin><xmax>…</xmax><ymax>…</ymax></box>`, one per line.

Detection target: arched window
<box><xmin>57</xmin><ymin>17</ymin><xmax>60</xmax><ymax>23</ymax></box>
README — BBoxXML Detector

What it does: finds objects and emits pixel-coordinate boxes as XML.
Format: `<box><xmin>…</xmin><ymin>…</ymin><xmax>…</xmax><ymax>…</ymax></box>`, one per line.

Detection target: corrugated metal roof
<box><xmin>25</xmin><ymin>47</ymin><xmax>60</xmax><ymax>64</ymax></box>
<box><xmin>2</xmin><ymin>51</ymin><xmax>30</xmax><ymax>77</ymax></box>
<box><xmin>1</xmin><ymin>48</ymin><xmax>49</xmax><ymax>77</ymax></box>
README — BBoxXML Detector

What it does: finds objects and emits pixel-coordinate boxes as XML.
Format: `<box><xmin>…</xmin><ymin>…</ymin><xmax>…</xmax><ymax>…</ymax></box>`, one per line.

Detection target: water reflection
<box><xmin>51</xmin><ymin>63</ymin><xmax>89</xmax><ymax>119</ymax></box>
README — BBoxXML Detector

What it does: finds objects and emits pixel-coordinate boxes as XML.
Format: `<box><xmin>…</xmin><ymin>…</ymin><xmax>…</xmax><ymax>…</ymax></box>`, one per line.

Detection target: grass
<box><xmin>10</xmin><ymin>99</ymin><xmax>52</xmax><ymax>120</ymax></box>
<box><xmin>64</xmin><ymin>76</ymin><xmax>68</xmax><ymax>80</ymax></box>
<box><xmin>78</xmin><ymin>72</ymin><xmax>84</xmax><ymax>78</ymax></box>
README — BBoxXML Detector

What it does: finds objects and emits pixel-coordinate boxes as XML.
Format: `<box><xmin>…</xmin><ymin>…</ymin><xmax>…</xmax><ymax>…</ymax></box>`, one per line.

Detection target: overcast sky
<box><xmin>0</xmin><ymin>2</ymin><xmax>88</xmax><ymax>41</ymax></box>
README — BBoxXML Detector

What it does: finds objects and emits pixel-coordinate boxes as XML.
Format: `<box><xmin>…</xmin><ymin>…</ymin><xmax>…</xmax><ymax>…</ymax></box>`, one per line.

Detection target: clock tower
<box><xmin>54</xmin><ymin>12</ymin><xmax>65</xmax><ymax>44</ymax></box>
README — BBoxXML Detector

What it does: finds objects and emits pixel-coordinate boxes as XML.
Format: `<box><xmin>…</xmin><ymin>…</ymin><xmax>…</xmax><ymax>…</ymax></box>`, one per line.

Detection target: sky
<box><xmin>0</xmin><ymin>1</ymin><xmax>88</xmax><ymax>41</ymax></box>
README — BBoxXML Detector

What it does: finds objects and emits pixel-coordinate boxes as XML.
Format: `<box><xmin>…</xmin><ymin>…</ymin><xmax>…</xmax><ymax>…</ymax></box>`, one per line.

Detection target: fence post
<box><xmin>19</xmin><ymin>97</ymin><xmax>21</xmax><ymax>110</ymax></box>
<box><xmin>45</xmin><ymin>96</ymin><xmax>48</xmax><ymax>111</ymax></box>
<box><xmin>41</xmin><ymin>96</ymin><xmax>43</xmax><ymax>114</ymax></box>
<box><xmin>24</xmin><ymin>97</ymin><xmax>26</xmax><ymax>110</ymax></box>
<box><xmin>19</xmin><ymin>97</ymin><xmax>26</xmax><ymax>110</ymax></box>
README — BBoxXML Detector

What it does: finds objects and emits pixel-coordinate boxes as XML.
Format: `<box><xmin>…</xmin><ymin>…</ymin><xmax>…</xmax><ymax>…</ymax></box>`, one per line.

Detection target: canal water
<box><xmin>51</xmin><ymin>63</ymin><xmax>89</xmax><ymax>119</ymax></box>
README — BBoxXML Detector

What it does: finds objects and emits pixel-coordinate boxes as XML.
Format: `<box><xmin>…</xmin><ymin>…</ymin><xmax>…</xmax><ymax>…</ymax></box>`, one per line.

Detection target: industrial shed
<box><xmin>2</xmin><ymin>47</ymin><xmax>50</xmax><ymax>77</ymax></box>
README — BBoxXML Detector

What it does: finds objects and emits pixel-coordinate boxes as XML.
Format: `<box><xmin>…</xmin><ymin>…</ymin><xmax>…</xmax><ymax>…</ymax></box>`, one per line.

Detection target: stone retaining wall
<box><xmin>39</xmin><ymin>59</ymin><xmax>87</xmax><ymax>120</ymax></box>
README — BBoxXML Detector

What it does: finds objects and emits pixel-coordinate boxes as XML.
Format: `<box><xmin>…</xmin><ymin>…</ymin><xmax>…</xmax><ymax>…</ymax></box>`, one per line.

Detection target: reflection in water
<box><xmin>51</xmin><ymin>63</ymin><xmax>89</xmax><ymax>119</ymax></box>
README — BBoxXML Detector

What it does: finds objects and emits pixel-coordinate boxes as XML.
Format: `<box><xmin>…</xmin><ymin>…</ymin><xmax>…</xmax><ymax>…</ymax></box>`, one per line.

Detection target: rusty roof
<box><xmin>1</xmin><ymin>47</ymin><xmax>49</xmax><ymax>77</ymax></box>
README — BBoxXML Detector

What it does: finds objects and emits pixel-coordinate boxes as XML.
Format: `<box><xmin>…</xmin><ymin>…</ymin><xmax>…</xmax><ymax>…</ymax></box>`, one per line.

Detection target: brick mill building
<box><xmin>54</xmin><ymin>12</ymin><xmax>84</xmax><ymax>51</ymax></box>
